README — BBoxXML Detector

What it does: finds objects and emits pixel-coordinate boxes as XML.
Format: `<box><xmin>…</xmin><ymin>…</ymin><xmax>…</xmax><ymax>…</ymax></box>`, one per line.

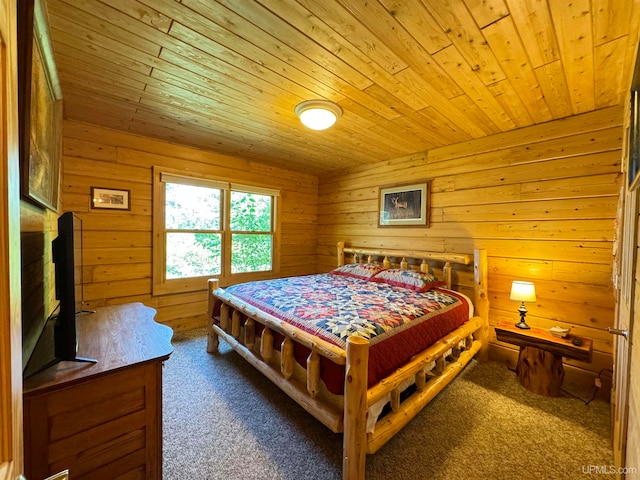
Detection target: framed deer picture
<box><xmin>378</xmin><ymin>181</ymin><xmax>430</xmax><ymax>227</ymax></box>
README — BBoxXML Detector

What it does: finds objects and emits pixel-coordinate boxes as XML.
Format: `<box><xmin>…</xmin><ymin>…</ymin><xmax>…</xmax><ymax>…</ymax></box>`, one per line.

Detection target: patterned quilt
<box><xmin>217</xmin><ymin>273</ymin><xmax>472</xmax><ymax>393</ymax></box>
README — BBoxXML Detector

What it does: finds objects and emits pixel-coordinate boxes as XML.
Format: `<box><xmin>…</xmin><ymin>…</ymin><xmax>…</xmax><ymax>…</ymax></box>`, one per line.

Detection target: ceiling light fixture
<box><xmin>295</xmin><ymin>100</ymin><xmax>343</xmax><ymax>130</ymax></box>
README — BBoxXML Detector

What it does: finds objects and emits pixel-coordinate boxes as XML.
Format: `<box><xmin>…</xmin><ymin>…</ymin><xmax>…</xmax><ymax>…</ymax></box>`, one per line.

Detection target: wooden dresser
<box><xmin>23</xmin><ymin>303</ymin><xmax>174</xmax><ymax>480</ymax></box>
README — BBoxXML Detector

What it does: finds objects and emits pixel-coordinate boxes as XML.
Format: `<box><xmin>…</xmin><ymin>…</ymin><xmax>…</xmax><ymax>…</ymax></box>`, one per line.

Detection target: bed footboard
<box><xmin>365</xmin><ymin>316</ymin><xmax>483</xmax><ymax>453</ymax></box>
<box><xmin>207</xmin><ymin>278</ymin><xmax>347</xmax><ymax>432</ymax></box>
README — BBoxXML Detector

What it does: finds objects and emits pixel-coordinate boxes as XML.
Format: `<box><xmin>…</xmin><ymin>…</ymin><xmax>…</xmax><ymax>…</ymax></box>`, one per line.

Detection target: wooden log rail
<box><xmin>342</xmin><ymin>246</ymin><xmax>472</xmax><ymax>266</ymax></box>
<box><xmin>366</xmin><ymin>320</ymin><xmax>483</xmax><ymax>454</ymax></box>
<box><xmin>366</xmin><ymin>317</ymin><xmax>483</xmax><ymax>407</ymax></box>
<box><xmin>342</xmin><ymin>245</ymin><xmax>473</xmax><ymax>291</ymax></box>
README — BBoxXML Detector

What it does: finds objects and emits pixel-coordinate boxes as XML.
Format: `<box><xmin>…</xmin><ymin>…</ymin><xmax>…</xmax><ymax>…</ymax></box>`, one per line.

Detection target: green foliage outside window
<box><xmin>166</xmin><ymin>233</ymin><xmax>221</xmax><ymax>279</ymax></box>
<box><xmin>165</xmin><ymin>183</ymin><xmax>273</xmax><ymax>279</ymax></box>
<box><xmin>230</xmin><ymin>192</ymin><xmax>272</xmax><ymax>273</ymax></box>
<box><xmin>230</xmin><ymin>191</ymin><xmax>271</xmax><ymax>231</ymax></box>
<box><xmin>232</xmin><ymin>234</ymin><xmax>272</xmax><ymax>273</ymax></box>
<box><xmin>165</xmin><ymin>183</ymin><xmax>220</xmax><ymax>230</ymax></box>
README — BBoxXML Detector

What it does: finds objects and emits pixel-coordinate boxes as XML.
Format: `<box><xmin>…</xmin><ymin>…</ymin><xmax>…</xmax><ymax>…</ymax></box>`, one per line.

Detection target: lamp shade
<box><xmin>295</xmin><ymin>100</ymin><xmax>342</xmax><ymax>130</ymax></box>
<box><xmin>510</xmin><ymin>281</ymin><xmax>536</xmax><ymax>302</ymax></box>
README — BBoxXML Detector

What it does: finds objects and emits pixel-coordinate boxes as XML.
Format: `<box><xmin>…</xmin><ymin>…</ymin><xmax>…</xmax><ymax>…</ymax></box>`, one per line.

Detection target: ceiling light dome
<box><xmin>295</xmin><ymin>100</ymin><xmax>343</xmax><ymax>130</ymax></box>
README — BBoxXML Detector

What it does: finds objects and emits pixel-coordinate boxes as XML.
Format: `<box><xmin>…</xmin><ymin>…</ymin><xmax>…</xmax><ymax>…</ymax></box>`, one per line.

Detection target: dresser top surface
<box><xmin>24</xmin><ymin>302</ymin><xmax>174</xmax><ymax>394</ymax></box>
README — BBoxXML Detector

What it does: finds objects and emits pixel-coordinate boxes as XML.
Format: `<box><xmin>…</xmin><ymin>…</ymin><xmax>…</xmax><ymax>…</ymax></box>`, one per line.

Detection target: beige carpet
<box><xmin>163</xmin><ymin>329</ymin><xmax>613</xmax><ymax>479</ymax></box>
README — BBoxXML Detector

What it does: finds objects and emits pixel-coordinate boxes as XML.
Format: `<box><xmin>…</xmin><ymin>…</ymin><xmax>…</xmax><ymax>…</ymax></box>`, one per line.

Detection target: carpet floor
<box><xmin>163</xmin><ymin>329</ymin><xmax>613</xmax><ymax>479</ymax></box>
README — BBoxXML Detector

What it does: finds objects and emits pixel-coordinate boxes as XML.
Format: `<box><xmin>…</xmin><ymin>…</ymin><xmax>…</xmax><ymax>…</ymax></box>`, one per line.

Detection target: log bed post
<box><xmin>244</xmin><ymin>318</ymin><xmax>255</xmax><ymax>348</ymax></box>
<box><xmin>231</xmin><ymin>310</ymin><xmax>242</xmax><ymax>339</ymax></box>
<box><xmin>281</xmin><ymin>337</ymin><xmax>294</xmax><ymax>379</ymax></box>
<box><xmin>307</xmin><ymin>352</ymin><xmax>320</xmax><ymax>398</ymax></box>
<box><xmin>420</xmin><ymin>259</ymin><xmax>428</xmax><ymax>273</ymax></box>
<box><xmin>337</xmin><ymin>241</ymin><xmax>345</xmax><ymax>266</ymax></box>
<box><xmin>443</xmin><ymin>261</ymin><xmax>452</xmax><ymax>289</ymax></box>
<box><xmin>343</xmin><ymin>336</ymin><xmax>369</xmax><ymax>480</ymax></box>
<box><xmin>261</xmin><ymin>327</ymin><xmax>274</xmax><ymax>362</ymax></box>
<box><xmin>207</xmin><ymin>279</ymin><xmax>220</xmax><ymax>353</ymax></box>
<box><xmin>220</xmin><ymin>304</ymin><xmax>230</xmax><ymax>331</ymax></box>
<box><xmin>474</xmin><ymin>249</ymin><xmax>490</xmax><ymax>361</ymax></box>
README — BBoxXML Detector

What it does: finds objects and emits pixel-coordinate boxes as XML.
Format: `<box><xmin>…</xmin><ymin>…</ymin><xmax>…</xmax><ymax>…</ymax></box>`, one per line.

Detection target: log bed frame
<box><xmin>207</xmin><ymin>242</ymin><xmax>489</xmax><ymax>480</ymax></box>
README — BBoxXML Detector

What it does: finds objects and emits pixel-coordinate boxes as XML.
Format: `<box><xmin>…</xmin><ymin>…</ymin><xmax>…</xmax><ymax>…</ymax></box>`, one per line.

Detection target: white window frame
<box><xmin>152</xmin><ymin>167</ymin><xmax>280</xmax><ymax>295</ymax></box>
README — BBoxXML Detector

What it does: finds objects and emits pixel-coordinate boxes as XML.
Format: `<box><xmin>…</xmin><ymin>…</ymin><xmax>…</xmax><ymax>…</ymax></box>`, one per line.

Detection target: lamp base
<box><xmin>515</xmin><ymin>302</ymin><xmax>530</xmax><ymax>329</ymax></box>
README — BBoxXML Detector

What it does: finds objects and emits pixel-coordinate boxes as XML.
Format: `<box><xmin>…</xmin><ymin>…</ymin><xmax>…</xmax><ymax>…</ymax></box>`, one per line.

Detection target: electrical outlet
<box><xmin>595</xmin><ymin>377</ymin><xmax>602</xmax><ymax>388</ymax></box>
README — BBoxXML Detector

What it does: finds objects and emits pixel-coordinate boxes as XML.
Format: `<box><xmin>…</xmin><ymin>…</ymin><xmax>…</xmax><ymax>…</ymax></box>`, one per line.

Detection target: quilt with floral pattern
<box><xmin>218</xmin><ymin>273</ymin><xmax>472</xmax><ymax>392</ymax></box>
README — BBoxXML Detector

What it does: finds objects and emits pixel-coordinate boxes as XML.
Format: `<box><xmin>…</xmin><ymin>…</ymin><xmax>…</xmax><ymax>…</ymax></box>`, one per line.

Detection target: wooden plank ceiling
<box><xmin>45</xmin><ymin>0</ymin><xmax>640</xmax><ymax>176</ymax></box>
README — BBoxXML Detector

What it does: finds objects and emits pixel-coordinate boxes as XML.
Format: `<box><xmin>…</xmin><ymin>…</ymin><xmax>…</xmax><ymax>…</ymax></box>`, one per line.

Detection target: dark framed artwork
<box><xmin>378</xmin><ymin>181</ymin><xmax>430</xmax><ymax>227</ymax></box>
<box><xmin>18</xmin><ymin>0</ymin><xmax>63</xmax><ymax>211</ymax></box>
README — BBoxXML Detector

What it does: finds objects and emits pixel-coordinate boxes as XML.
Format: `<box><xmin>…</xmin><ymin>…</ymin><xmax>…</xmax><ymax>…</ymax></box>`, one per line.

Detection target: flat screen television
<box><xmin>52</xmin><ymin>211</ymin><xmax>85</xmax><ymax>360</ymax></box>
<box><xmin>23</xmin><ymin>212</ymin><xmax>96</xmax><ymax>377</ymax></box>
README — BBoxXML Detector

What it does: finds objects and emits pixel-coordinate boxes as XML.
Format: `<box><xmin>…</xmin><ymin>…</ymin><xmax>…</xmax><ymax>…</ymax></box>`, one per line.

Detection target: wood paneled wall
<box><xmin>317</xmin><ymin>106</ymin><xmax>623</xmax><ymax>384</ymax></box>
<box><xmin>60</xmin><ymin>120</ymin><xmax>318</xmax><ymax>332</ymax></box>
<box><xmin>60</xmin><ymin>106</ymin><xmax>621</xmax><ymax>380</ymax></box>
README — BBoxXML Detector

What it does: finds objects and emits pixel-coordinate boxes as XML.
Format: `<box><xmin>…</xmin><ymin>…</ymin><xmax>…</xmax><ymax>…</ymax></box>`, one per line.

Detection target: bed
<box><xmin>207</xmin><ymin>242</ymin><xmax>489</xmax><ymax>480</ymax></box>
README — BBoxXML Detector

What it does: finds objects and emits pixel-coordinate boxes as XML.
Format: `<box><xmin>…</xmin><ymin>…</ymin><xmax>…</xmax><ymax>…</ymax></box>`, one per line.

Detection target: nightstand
<box><xmin>494</xmin><ymin>322</ymin><xmax>593</xmax><ymax>397</ymax></box>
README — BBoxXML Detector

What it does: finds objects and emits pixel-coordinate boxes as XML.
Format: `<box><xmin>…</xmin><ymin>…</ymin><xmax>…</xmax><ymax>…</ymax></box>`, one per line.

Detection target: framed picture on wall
<box><xmin>378</xmin><ymin>181</ymin><xmax>430</xmax><ymax>227</ymax></box>
<box><xmin>91</xmin><ymin>187</ymin><xmax>131</xmax><ymax>210</ymax></box>
<box><xmin>18</xmin><ymin>0</ymin><xmax>63</xmax><ymax>212</ymax></box>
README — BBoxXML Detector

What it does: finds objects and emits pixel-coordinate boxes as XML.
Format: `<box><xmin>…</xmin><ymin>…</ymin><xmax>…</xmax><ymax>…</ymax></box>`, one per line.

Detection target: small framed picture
<box><xmin>378</xmin><ymin>181</ymin><xmax>430</xmax><ymax>227</ymax></box>
<box><xmin>91</xmin><ymin>187</ymin><xmax>131</xmax><ymax>210</ymax></box>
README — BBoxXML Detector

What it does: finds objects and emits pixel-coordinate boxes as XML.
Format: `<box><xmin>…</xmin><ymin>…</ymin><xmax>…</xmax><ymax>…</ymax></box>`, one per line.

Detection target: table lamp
<box><xmin>510</xmin><ymin>280</ymin><xmax>536</xmax><ymax>329</ymax></box>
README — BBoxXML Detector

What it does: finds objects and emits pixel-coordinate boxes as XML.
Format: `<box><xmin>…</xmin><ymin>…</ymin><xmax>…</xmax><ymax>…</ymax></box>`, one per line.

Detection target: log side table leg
<box><xmin>516</xmin><ymin>346</ymin><xmax>564</xmax><ymax>396</ymax></box>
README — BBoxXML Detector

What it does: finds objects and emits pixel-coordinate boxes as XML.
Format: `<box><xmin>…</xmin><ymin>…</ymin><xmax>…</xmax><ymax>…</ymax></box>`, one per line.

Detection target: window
<box><xmin>153</xmin><ymin>169</ymin><xmax>279</xmax><ymax>294</ymax></box>
<box><xmin>230</xmin><ymin>190</ymin><xmax>273</xmax><ymax>273</ymax></box>
<box><xmin>165</xmin><ymin>181</ymin><xmax>222</xmax><ymax>279</ymax></box>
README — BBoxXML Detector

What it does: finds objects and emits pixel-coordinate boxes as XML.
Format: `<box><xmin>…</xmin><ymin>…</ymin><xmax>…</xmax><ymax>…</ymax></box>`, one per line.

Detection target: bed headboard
<box><xmin>337</xmin><ymin>241</ymin><xmax>474</xmax><ymax>289</ymax></box>
<box><xmin>336</xmin><ymin>242</ymin><xmax>489</xmax><ymax>358</ymax></box>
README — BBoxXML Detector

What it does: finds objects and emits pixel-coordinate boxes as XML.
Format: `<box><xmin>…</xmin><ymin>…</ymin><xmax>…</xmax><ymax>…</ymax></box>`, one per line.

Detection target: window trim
<box><xmin>152</xmin><ymin>167</ymin><xmax>280</xmax><ymax>295</ymax></box>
